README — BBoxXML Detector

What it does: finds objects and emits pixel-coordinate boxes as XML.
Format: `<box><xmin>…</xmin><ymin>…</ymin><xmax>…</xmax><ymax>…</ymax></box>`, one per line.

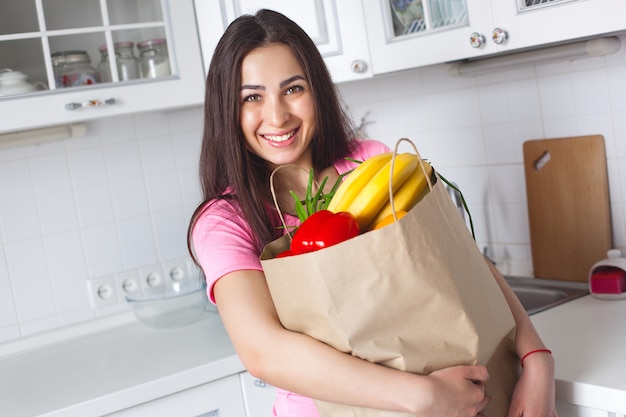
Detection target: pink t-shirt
<box><xmin>191</xmin><ymin>139</ymin><xmax>390</xmax><ymax>416</ymax></box>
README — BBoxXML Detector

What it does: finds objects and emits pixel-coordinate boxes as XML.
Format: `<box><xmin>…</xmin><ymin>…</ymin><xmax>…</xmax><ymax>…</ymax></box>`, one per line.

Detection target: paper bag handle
<box><xmin>390</xmin><ymin>138</ymin><xmax>475</xmax><ymax>240</ymax></box>
<box><xmin>389</xmin><ymin>138</ymin><xmax>433</xmax><ymax>222</ymax></box>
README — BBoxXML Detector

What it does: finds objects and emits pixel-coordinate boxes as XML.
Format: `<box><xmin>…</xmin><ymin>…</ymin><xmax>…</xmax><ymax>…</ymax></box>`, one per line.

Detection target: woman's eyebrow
<box><xmin>240</xmin><ymin>75</ymin><xmax>306</xmax><ymax>91</ymax></box>
<box><xmin>240</xmin><ymin>83</ymin><xmax>264</xmax><ymax>91</ymax></box>
<box><xmin>279</xmin><ymin>75</ymin><xmax>306</xmax><ymax>88</ymax></box>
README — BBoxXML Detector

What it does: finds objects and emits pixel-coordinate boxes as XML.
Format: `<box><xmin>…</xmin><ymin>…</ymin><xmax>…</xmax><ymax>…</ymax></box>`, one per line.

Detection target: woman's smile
<box><xmin>261</xmin><ymin>127</ymin><xmax>299</xmax><ymax>147</ymax></box>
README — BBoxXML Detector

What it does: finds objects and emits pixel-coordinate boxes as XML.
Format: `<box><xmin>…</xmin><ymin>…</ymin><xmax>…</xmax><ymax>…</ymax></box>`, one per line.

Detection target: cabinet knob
<box><xmin>254</xmin><ymin>379</ymin><xmax>267</xmax><ymax>388</ymax></box>
<box><xmin>492</xmin><ymin>28</ymin><xmax>508</xmax><ymax>45</ymax></box>
<box><xmin>469</xmin><ymin>32</ymin><xmax>485</xmax><ymax>48</ymax></box>
<box><xmin>350</xmin><ymin>60</ymin><xmax>368</xmax><ymax>73</ymax></box>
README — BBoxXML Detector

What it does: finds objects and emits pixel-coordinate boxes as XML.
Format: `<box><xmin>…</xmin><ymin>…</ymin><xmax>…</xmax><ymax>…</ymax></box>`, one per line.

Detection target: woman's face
<box><xmin>239</xmin><ymin>43</ymin><xmax>317</xmax><ymax>169</ymax></box>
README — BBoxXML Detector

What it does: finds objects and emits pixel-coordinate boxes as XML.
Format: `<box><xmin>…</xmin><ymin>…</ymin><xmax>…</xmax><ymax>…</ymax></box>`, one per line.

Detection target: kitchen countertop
<box><xmin>1</xmin><ymin>295</ymin><xmax>624</xmax><ymax>416</ymax></box>
<box><xmin>0</xmin><ymin>311</ymin><xmax>244</xmax><ymax>417</ymax></box>
<box><xmin>530</xmin><ymin>294</ymin><xmax>626</xmax><ymax>414</ymax></box>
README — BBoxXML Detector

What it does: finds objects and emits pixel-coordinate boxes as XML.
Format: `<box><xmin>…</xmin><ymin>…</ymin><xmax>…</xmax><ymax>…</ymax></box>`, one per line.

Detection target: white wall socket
<box><xmin>139</xmin><ymin>264</ymin><xmax>165</xmax><ymax>291</ymax></box>
<box><xmin>114</xmin><ymin>270</ymin><xmax>141</xmax><ymax>302</ymax></box>
<box><xmin>163</xmin><ymin>260</ymin><xmax>187</xmax><ymax>282</ymax></box>
<box><xmin>87</xmin><ymin>277</ymin><xmax>119</xmax><ymax>308</ymax></box>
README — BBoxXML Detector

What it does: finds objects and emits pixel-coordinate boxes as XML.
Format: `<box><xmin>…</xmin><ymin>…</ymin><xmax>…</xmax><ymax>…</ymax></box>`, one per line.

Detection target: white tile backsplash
<box><xmin>2</xmin><ymin>38</ymin><xmax>626</xmax><ymax>343</ymax></box>
<box><xmin>0</xmin><ymin>107</ymin><xmax>204</xmax><ymax>343</ymax></box>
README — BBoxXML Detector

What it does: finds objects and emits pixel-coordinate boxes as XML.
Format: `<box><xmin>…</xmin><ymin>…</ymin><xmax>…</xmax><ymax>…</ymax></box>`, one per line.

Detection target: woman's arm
<box><xmin>215</xmin><ymin>269</ymin><xmax>491</xmax><ymax>417</ymax></box>
<box><xmin>485</xmin><ymin>260</ymin><xmax>557</xmax><ymax>417</ymax></box>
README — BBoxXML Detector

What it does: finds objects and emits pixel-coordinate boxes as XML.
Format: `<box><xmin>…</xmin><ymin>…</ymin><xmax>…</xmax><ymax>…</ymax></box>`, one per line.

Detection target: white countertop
<box><xmin>531</xmin><ymin>295</ymin><xmax>626</xmax><ymax>414</ymax></box>
<box><xmin>1</xmin><ymin>295</ymin><xmax>625</xmax><ymax>416</ymax></box>
<box><xmin>0</xmin><ymin>311</ymin><xmax>244</xmax><ymax>417</ymax></box>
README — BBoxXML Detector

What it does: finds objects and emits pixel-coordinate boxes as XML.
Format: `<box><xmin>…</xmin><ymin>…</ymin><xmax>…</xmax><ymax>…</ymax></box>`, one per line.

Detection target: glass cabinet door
<box><xmin>363</xmin><ymin>0</ymin><xmax>493</xmax><ymax>75</ymax></box>
<box><xmin>388</xmin><ymin>0</ymin><xmax>469</xmax><ymax>38</ymax></box>
<box><xmin>0</xmin><ymin>0</ymin><xmax>174</xmax><ymax>99</ymax></box>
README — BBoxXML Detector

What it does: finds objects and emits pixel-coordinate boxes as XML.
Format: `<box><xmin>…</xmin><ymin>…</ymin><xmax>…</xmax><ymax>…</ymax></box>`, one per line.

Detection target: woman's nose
<box><xmin>264</xmin><ymin>97</ymin><xmax>289</xmax><ymax>125</ymax></box>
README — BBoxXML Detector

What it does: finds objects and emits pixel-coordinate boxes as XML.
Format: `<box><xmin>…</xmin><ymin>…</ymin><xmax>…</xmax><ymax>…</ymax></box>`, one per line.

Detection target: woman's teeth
<box><xmin>264</xmin><ymin>130</ymin><xmax>295</xmax><ymax>143</ymax></box>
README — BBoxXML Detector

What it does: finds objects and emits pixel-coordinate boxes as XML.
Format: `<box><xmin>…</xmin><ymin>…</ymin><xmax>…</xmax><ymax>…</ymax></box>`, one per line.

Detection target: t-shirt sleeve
<box><xmin>192</xmin><ymin>200</ymin><xmax>264</xmax><ymax>303</ymax></box>
<box><xmin>334</xmin><ymin>139</ymin><xmax>392</xmax><ymax>175</ymax></box>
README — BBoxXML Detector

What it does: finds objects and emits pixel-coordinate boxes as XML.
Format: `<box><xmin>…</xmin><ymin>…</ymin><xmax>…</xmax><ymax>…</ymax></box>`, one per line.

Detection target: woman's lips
<box><xmin>262</xmin><ymin>128</ymin><xmax>299</xmax><ymax>147</ymax></box>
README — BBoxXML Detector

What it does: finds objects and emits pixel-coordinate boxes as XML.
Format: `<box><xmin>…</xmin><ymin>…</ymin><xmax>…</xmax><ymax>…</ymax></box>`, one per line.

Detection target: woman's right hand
<box><xmin>414</xmin><ymin>365</ymin><xmax>490</xmax><ymax>417</ymax></box>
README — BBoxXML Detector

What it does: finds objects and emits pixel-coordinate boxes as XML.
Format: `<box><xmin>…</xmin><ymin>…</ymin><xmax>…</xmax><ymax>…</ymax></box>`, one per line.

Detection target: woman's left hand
<box><xmin>508</xmin><ymin>351</ymin><xmax>558</xmax><ymax>417</ymax></box>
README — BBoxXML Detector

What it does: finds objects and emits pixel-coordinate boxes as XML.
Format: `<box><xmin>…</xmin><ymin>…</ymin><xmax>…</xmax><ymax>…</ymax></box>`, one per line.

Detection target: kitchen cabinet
<box><xmin>106</xmin><ymin>374</ymin><xmax>247</xmax><ymax>417</ymax></box>
<box><xmin>193</xmin><ymin>0</ymin><xmax>373</xmax><ymax>84</ymax></box>
<box><xmin>556</xmin><ymin>401</ymin><xmax>623</xmax><ymax>417</ymax></box>
<box><xmin>0</xmin><ymin>0</ymin><xmax>205</xmax><ymax>135</ymax></box>
<box><xmin>363</xmin><ymin>0</ymin><xmax>626</xmax><ymax>75</ymax></box>
<box><xmin>240</xmin><ymin>372</ymin><xmax>277</xmax><ymax>416</ymax></box>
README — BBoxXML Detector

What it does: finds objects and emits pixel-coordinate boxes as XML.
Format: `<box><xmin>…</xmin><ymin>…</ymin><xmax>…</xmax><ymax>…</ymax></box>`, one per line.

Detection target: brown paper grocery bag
<box><xmin>261</xmin><ymin>144</ymin><xmax>518</xmax><ymax>417</ymax></box>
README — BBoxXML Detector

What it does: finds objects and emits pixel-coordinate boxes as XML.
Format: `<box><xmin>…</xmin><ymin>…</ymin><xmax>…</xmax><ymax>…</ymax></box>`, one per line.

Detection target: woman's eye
<box><xmin>285</xmin><ymin>85</ymin><xmax>304</xmax><ymax>95</ymax></box>
<box><xmin>243</xmin><ymin>94</ymin><xmax>261</xmax><ymax>103</ymax></box>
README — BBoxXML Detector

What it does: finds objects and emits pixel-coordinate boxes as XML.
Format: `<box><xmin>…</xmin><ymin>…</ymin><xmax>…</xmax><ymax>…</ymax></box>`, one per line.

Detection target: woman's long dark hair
<box><xmin>187</xmin><ymin>9</ymin><xmax>355</xmax><ymax>263</ymax></box>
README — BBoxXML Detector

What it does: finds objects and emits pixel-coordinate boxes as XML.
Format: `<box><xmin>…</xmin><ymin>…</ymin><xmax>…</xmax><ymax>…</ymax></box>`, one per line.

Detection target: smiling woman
<box><xmin>186</xmin><ymin>8</ymin><xmax>557</xmax><ymax>417</ymax></box>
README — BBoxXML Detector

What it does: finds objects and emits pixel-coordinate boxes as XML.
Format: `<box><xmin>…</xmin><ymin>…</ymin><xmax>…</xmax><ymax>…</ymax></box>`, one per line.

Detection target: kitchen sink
<box><xmin>504</xmin><ymin>275</ymin><xmax>589</xmax><ymax>315</ymax></box>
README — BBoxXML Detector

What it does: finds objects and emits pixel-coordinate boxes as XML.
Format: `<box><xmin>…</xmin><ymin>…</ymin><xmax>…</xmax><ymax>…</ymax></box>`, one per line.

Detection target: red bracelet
<box><xmin>520</xmin><ymin>349</ymin><xmax>552</xmax><ymax>368</ymax></box>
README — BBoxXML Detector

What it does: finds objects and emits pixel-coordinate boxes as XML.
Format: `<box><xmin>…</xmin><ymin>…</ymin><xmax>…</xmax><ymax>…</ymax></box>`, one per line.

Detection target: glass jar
<box><xmin>51</xmin><ymin>50</ymin><xmax>100</xmax><ymax>88</ymax></box>
<box><xmin>137</xmin><ymin>38</ymin><xmax>171</xmax><ymax>79</ymax></box>
<box><xmin>98</xmin><ymin>41</ymin><xmax>140</xmax><ymax>82</ymax></box>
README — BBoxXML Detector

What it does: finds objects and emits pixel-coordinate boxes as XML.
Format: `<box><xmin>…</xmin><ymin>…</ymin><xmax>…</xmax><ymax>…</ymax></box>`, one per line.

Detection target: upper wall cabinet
<box><xmin>193</xmin><ymin>0</ymin><xmax>373</xmax><ymax>84</ymax></box>
<box><xmin>0</xmin><ymin>0</ymin><xmax>205</xmax><ymax>135</ymax></box>
<box><xmin>363</xmin><ymin>0</ymin><xmax>626</xmax><ymax>75</ymax></box>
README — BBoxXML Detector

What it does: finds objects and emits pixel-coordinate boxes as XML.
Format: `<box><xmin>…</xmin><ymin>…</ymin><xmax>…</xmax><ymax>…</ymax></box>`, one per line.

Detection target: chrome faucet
<box><xmin>446</xmin><ymin>181</ymin><xmax>465</xmax><ymax>221</ymax></box>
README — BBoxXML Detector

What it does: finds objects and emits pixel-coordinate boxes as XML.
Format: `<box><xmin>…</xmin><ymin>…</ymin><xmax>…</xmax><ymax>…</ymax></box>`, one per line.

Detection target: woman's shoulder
<box><xmin>334</xmin><ymin>139</ymin><xmax>392</xmax><ymax>175</ymax></box>
<box><xmin>349</xmin><ymin>139</ymin><xmax>392</xmax><ymax>160</ymax></box>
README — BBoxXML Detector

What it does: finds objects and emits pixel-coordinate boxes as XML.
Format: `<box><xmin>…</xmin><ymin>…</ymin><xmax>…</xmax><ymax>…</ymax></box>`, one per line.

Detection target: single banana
<box><xmin>346</xmin><ymin>153</ymin><xmax>419</xmax><ymax>230</ymax></box>
<box><xmin>327</xmin><ymin>152</ymin><xmax>392</xmax><ymax>213</ymax></box>
<box><xmin>368</xmin><ymin>159</ymin><xmax>433</xmax><ymax>230</ymax></box>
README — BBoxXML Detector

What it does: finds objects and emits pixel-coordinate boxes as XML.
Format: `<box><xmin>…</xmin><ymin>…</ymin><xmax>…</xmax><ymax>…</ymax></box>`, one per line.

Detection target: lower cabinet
<box><xmin>556</xmin><ymin>401</ymin><xmax>623</xmax><ymax>417</ymax></box>
<box><xmin>105</xmin><ymin>372</ymin><xmax>277</xmax><ymax>417</ymax></box>
<box><xmin>240</xmin><ymin>372</ymin><xmax>277</xmax><ymax>416</ymax></box>
<box><xmin>107</xmin><ymin>375</ymin><xmax>246</xmax><ymax>417</ymax></box>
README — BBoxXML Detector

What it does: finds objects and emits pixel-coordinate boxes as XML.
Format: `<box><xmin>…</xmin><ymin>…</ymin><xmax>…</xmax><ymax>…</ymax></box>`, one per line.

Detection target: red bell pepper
<box><xmin>289</xmin><ymin>210</ymin><xmax>360</xmax><ymax>255</ymax></box>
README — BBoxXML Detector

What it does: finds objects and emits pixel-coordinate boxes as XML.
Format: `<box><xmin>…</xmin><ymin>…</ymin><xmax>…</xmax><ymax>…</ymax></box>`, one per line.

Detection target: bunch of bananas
<box><xmin>327</xmin><ymin>152</ymin><xmax>433</xmax><ymax>231</ymax></box>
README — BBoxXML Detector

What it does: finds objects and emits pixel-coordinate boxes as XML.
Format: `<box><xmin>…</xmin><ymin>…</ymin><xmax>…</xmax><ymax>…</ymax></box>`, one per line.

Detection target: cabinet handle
<box><xmin>350</xmin><ymin>60</ymin><xmax>368</xmax><ymax>73</ymax></box>
<box><xmin>492</xmin><ymin>28</ymin><xmax>508</xmax><ymax>45</ymax></box>
<box><xmin>195</xmin><ymin>410</ymin><xmax>219</xmax><ymax>417</ymax></box>
<box><xmin>254</xmin><ymin>379</ymin><xmax>267</xmax><ymax>388</ymax></box>
<box><xmin>469</xmin><ymin>32</ymin><xmax>485</xmax><ymax>48</ymax></box>
<box><xmin>65</xmin><ymin>98</ymin><xmax>116</xmax><ymax>111</ymax></box>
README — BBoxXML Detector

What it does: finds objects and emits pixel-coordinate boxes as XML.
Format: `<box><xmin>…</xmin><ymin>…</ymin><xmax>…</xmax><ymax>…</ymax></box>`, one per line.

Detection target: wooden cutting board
<box><xmin>523</xmin><ymin>135</ymin><xmax>612</xmax><ymax>282</ymax></box>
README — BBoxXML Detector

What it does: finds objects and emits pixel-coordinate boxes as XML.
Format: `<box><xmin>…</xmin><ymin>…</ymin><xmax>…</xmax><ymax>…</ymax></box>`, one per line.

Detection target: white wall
<box><xmin>1</xmin><ymin>35</ymin><xmax>625</xmax><ymax>343</ymax></box>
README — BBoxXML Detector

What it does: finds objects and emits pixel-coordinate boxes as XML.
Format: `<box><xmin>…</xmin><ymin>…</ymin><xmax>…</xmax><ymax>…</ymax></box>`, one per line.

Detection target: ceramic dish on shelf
<box><xmin>126</xmin><ymin>279</ymin><xmax>210</xmax><ymax>329</ymax></box>
<box><xmin>390</xmin><ymin>0</ymin><xmax>426</xmax><ymax>34</ymax></box>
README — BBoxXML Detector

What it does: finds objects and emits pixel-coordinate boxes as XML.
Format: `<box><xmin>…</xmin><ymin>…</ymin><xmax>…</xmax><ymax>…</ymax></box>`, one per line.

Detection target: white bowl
<box><xmin>126</xmin><ymin>280</ymin><xmax>210</xmax><ymax>329</ymax></box>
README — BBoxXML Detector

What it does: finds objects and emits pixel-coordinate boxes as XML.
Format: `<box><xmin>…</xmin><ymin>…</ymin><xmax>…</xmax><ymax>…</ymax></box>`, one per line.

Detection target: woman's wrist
<box><xmin>520</xmin><ymin>348</ymin><xmax>552</xmax><ymax>368</ymax></box>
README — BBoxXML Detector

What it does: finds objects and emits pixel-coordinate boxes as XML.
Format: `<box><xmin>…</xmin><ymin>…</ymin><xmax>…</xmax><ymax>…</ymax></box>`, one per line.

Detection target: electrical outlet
<box><xmin>139</xmin><ymin>264</ymin><xmax>165</xmax><ymax>291</ymax></box>
<box><xmin>114</xmin><ymin>270</ymin><xmax>141</xmax><ymax>302</ymax></box>
<box><xmin>87</xmin><ymin>277</ymin><xmax>119</xmax><ymax>308</ymax></box>
<box><xmin>163</xmin><ymin>259</ymin><xmax>187</xmax><ymax>282</ymax></box>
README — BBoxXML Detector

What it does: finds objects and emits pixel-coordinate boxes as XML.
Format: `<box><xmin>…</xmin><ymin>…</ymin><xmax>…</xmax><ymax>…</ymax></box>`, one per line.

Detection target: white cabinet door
<box><xmin>363</xmin><ymin>0</ymin><xmax>626</xmax><ymax>76</ymax></box>
<box><xmin>556</xmin><ymin>401</ymin><xmax>609</xmax><ymax>417</ymax></box>
<box><xmin>490</xmin><ymin>0</ymin><xmax>626</xmax><ymax>53</ymax></box>
<box><xmin>240</xmin><ymin>372</ymin><xmax>277</xmax><ymax>417</ymax></box>
<box><xmin>107</xmin><ymin>375</ymin><xmax>247</xmax><ymax>417</ymax></box>
<box><xmin>193</xmin><ymin>0</ymin><xmax>373</xmax><ymax>83</ymax></box>
<box><xmin>0</xmin><ymin>0</ymin><xmax>205</xmax><ymax>135</ymax></box>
